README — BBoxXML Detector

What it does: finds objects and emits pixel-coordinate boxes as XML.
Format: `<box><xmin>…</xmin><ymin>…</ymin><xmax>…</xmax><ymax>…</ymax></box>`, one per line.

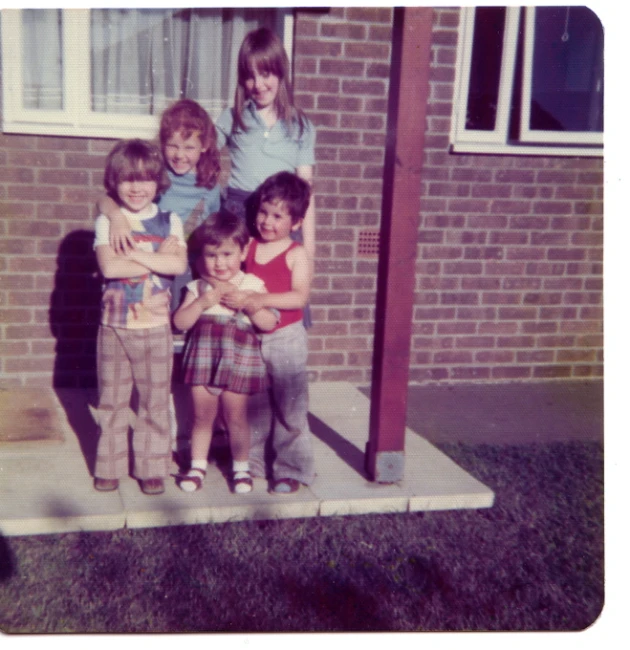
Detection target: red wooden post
<box><xmin>366</xmin><ymin>7</ymin><xmax>433</xmax><ymax>482</ymax></box>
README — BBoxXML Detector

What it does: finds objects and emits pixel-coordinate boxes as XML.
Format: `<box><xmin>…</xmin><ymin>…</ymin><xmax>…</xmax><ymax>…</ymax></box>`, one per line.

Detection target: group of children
<box><xmin>92</xmin><ymin>28</ymin><xmax>316</xmax><ymax>496</ymax></box>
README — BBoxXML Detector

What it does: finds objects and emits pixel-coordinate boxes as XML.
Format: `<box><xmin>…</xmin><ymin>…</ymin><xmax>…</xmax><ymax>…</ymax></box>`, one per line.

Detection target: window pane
<box><xmin>465</xmin><ymin>7</ymin><xmax>506</xmax><ymax>131</ymax></box>
<box><xmin>90</xmin><ymin>8</ymin><xmax>280</xmax><ymax>117</ymax></box>
<box><xmin>22</xmin><ymin>9</ymin><xmax>63</xmax><ymax>110</ymax></box>
<box><xmin>530</xmin><ymin>7</ymin><xmax>603</xmax><ymax>132</ymax></box>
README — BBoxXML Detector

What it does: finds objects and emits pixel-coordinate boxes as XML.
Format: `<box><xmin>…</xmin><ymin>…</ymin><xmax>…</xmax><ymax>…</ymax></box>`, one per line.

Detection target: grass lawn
<box><xmin>0</xmin><ymin>439</ymin><xmax>603</xmax><ymax>634</ymax></box>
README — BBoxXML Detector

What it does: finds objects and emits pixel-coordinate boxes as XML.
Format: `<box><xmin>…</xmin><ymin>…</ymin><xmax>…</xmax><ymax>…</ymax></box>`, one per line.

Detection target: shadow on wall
<box><xmin>49</xmin><ymin>230</ymin><xmax>101</xmax><ymax>389</ymax></box>
<box><xmin>49</xmin><ymin>230</ymin><xmax>102</xmax><ymax>474</ymax></box>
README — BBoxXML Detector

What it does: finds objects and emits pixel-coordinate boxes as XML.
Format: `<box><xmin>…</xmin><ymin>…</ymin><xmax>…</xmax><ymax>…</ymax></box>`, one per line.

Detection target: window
<box><xmin>451</xmin><ymin>6</ymin><xmax>603</xmax><ymax>156</ymax></box>
<box><xmin>1</xmin><ymin>8</ymin><xmax>292</xmax><ymax>139</ymax></box>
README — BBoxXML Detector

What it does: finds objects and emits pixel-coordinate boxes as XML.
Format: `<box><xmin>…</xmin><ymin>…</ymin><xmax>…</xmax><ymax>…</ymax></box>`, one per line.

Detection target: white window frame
<box><xmin>451</xmin><ymin>6</ymin><xmax>603</xmax><ymax>157</ymax></box>
<box><xmin>1</xmin><ymin>8</ymin><xmax>294</xmax><ymax>140</ymax></box>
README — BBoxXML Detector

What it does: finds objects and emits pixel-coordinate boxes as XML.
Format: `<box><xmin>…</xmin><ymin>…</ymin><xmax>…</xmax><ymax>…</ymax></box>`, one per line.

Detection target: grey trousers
<box><xmin>248</xmin><ymin>322</ymin><xmax>315</xmax><ymax>485</ymax></box>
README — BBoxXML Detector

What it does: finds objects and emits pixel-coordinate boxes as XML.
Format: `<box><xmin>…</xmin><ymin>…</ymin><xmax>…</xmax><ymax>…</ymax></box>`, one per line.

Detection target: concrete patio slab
<box><xmin>0</xmin><ymin>382</ymin><xmax>495</xmax><ymax>537</ymax></box>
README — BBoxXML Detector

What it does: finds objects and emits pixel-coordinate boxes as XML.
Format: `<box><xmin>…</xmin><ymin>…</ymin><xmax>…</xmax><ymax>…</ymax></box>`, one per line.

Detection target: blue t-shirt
<box><xmin>157</xmin><ymin>169</ymin><xmax>221</xmax><ymax>311</ymax></box>
<box><xmin>158</xmin><ymin>169</ymin><xmax>221</xmax><ymax>238</ymax></box>
<box><xmin>215</xmin><ymin>101</ymin><xmax>316</xmax><ymax>193</ymax></box>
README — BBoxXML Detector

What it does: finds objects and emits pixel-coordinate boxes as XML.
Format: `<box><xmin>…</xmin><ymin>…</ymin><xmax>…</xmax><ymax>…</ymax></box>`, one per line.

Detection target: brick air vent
<box><xmin>357</xmin><ymin>229</ymin><xmax>380</xmax><ymax>257</ymax></box>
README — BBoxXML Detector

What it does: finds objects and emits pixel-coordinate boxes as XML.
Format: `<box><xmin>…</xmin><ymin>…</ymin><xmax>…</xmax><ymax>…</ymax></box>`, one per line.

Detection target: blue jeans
<box><xmin>248</xmin><ymin>322</ymin><xmax>315</xmax><ymax>485</ymax></box>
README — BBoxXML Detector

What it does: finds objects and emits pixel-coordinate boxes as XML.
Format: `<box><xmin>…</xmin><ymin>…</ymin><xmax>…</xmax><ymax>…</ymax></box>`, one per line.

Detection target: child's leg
<box><xmin>222</xmin><ymin>390</ymin><xmax>253</xmax><ymax>493</ymax></box>
<box><xmin>176</xmin><ymin>385</ymin><xmax>219</xmax><ymax>492</ymax></box>
<box><xmin>95</xmin><ymin>325</ymin><xmax>134</xmax><ymax>483</ymax></box>
<box><xmin>190</xmin><ymin>386</ymin><xmax>219</xmax><ymax>463</ymax></box>
<box><xmin>263</xmin><ymin>324</ymin><xmax>315</xmax><ymax>488</ymax></box>
<box><xmin>126</xmin><ymin>325</ymin><xmax>173</xmax><ymax>482</ymax></box>
<box><xmin>221</xmin><ymin>390</ymin><xmax>250</xmax><ymax>463</ymax></box>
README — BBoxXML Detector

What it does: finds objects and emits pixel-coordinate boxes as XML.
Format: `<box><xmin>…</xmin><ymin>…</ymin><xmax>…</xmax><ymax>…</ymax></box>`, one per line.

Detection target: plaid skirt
<box><xmin>181</xmin><ymin>315</ymin><xmax>268</xmax><ymax>395</ymax></box>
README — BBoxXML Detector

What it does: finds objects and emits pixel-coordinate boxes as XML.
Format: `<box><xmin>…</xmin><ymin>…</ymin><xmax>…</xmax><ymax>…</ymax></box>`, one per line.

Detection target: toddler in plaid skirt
<box><xmin>172</xmin><ymin>211</ymin><xmax>278</xmax><ymax>493</ymax></box>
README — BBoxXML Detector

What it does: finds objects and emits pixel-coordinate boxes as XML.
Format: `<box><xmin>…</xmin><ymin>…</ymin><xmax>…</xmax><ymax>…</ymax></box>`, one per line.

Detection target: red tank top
<box><xmin>245</xmin><ymin>239</ymin><xmax>303</xmax><ymax>332</ymax></box>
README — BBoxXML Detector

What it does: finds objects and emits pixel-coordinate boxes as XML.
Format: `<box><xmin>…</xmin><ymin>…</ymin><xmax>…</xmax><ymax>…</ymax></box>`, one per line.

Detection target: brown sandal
<box><xmin>172</xmin><ymin>469</ymin><xmax>206</xmax><ymax>492</ymax></box>
<box><xmin>232</xmin><ymin>473</ymin><xmax>253</xmax><ymax>494</ymax></box>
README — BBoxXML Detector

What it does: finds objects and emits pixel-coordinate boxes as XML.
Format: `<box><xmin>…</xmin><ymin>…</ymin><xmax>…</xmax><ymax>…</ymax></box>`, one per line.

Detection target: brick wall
<box><xmin>299</xmin><ymin>7</ymin><xmax>603</xmax><ymax>384</ymax></box>
<box><xmin>0</xmin><ymin>7</ymin><xmax>604</xmax><ymax>389</ymax></box>
<box><xmin>295</xmin><ymin>7</ymin><xmax>394</xmax><ymax>384</ymax></box>
<box><xmin>414</xmin><ymin>8</ymin><xmax>603</xmax><ymax>383</ymax></box>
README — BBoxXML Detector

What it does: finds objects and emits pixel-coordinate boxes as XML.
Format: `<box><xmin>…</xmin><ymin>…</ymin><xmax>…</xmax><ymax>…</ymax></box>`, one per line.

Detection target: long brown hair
<box><xmin>159</xmin><ymin>99</ymin><xmax>221</xmax><ymax>190</ymax></box>
<box><xmin>233</xmin><ymin>27</ymin><xmax>307</xmax><ymax>138</ymax></box>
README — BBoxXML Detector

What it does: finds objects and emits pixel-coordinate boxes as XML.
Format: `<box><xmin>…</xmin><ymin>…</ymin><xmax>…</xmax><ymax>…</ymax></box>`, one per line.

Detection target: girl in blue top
<box><xmin>215</xmin><ymin>27</ymin><xmax>317</xmax><ymax>272</ymax></box>
<box><xmin>99</xmin><ymin>99</ymin><xmax>222</xmax><ymax>312</ymax></box>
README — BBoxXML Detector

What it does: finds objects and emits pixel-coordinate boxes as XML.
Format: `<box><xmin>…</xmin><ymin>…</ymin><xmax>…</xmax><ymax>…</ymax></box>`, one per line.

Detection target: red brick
<box><xmin>482</xmin><ymin>293</ymin><xmax>521</xmax><ymax>305</ymax></box>
<box><xmin>522</xmin><ymin>322</ymin><xmax>558</xmax><ymax>334</ymax></box>
<box><xmin>478</xmin><ymin>322</ymin><xmax>518</xmax><ymax>335</ymax></box>
<box><xmin>475</xmin><ymin>350</ymin><xmax>514</xmax><ymax>363</ymax></box>
<box><xmin>5</xmin><ymin>356</ymin><xmax>55</xmax><ymax>373</ymax></box>
<box><xmin>368</xmin><ymin>25</ymin><xmax>393</xmax><ymax>41</ymax></box>
<box><xmin>320</xmin><ymin>23</ymin><xmax>366</xmax><ymax>40</ymax></box>
<box><xmin>0</xmin><ymin>239</ymin><xmax>36</xmax><ymax>255</ymax></box>
<box><xmin>9</xmin><ymin>185</ymin><xmax>62</xmax><ymax>202</ymax></box>
<box><xmin>0</xmin><ymin>167</ymin><xmax>35</xmax><ymax>183</ymax></box>
<box><xmin>456</xmin><ymin>307</ymin><xmax>497</xmax><ymax>320</ymax></box>
<box><xmin>296</xmin><ymin>77</ymin><xmax>340</xmax><ymax>94</ymax></box>
<box><xmin>296</xmin><ymin>40</ymin><xmax>342</xmax><ymax>57</ymax></box>
<box><xmin>341</xmin><ymin>114</ymin><xmax>384</xmax><ymax>130</ymax></box>
<box><xmin>346</xmin><ymin>7</ymin><xmax>393</xmax><ymax>23</ymax></box>
<box><xmin>451</xmin><ymin>367</ymin><xmax>491</xmax><ymax>380</ymax></box>
<box><xmin>307</xmin><ymin>352</ymin><xmax>345</xmax><ymax>366</ymax></box>
<box><xmin>5</xmin><ymin>324</ymin><xmax>51</xmax><ymax>339</ymax></box>
<box><xmin>317</xmin><ymin>95</ymin><xmax>363</xmax><ymax>112</ymax></box>
<box><xmin>342</xmin><ymin>79</ymin><xmax>387</xmax><ymax>96</ymax></box>
<box><xmin>533</xmin><ymin>366</ymin><xmax>572</xmax><ymax>378</ymax></box>
<box><xmin>455</xmin><ymin>336</ymin><xmax>494</xmax><ymax>349</ymax></box>
<box><xmin>497</xmin><ymin>309</ymin><xmax>537</xmax><ymax>321</ymax></box>
<box><xmin>325</xmin><ymin>337</ymin><xmax>369</xmax><ymax>351</ymax></box>
<box><xmin>319</xmin><ymin>59</ymin><xmax>365</xmax><ymax>77</ymax></box>
<box><xmin>497</xmin><ymin>336</ymin><xmax>536</xmax><ymax>348</ymax></box>
<box><xmin>492</xmin><ymin>367</ymin><xmax>532</xmax><ymax>379</ymax></box>
<box><xmin>0</xmin><ymin>202</ymin><xmax>36</xmax><ymax>219</ymax></box>
<box><xmin>433</xmin><ymin>351</ymin><xmax>473</xmax><ymax>364</ymax></box>
<box><xmin>517</xmin><ymin>350</ymin><xmax>554</xmax><ymax>363</ymax></box>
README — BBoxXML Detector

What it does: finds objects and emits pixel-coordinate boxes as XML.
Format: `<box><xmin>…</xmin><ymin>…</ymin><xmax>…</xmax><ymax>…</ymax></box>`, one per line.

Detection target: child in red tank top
<box><xmin>221</xmin><ymin>171</ymin><xmax>315</xmax><ymax>492</ymax></box>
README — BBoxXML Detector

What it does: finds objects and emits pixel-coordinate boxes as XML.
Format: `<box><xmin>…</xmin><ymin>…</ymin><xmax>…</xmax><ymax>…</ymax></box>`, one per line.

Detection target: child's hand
<box><xmin>242</xmin><ymin>293</ymin><xmax>267</xmax><ymax>316</ymax></box>
<box><xmin>206</xmin><ymin>279</ymin><xmax>234</xmax><ymax>296</ymax></box>
<box><xmin>197</xmin><ymin>283</ymin><xmax>221</xmax><ymax>310</ymax></box>
<box><xmin>221</xmin><ymin>289</ymin><xmax>254</xmax><ymax>311</ymax></box>
<box><xmin>110</xmin><ymin>213</ymin><xmax>135</xmax><ymax>255</ymax></box>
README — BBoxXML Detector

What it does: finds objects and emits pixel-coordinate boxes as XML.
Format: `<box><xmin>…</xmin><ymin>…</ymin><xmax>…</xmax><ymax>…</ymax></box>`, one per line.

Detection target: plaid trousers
<box><xmin>95</xmin><ymin>324</ymin><xmax>173</xmax><ymax>480</ymax></box>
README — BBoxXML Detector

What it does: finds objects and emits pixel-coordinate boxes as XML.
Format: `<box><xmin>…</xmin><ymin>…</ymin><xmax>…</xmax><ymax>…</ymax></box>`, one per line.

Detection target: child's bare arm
<box><xmin>172</xmin><ymin>284</ymin><xmax>222</xmax><ymax>331</ymax></box>
<box><xmin>126</xmin><ymin>240</ymin><xmax>187</xmax><ymax>277</ymax></box>
<box><xmin>97</xmin><ymin>194</ymin><xmax>135</xmax><ymax>254</ymax></box>
<box><xmin>221</xmin><ymin>288</ymin><xmax>279</xmax><ymax>332</ymax></box>
<box><xmin>245</xmin><ymin>302</ymin><xmax>279</xmax><ymax>332</ymax></box>
<box><xmin>96</xmin><ymin>244</ymin><xmax>152</xmax><ymax>280</ymax></box>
